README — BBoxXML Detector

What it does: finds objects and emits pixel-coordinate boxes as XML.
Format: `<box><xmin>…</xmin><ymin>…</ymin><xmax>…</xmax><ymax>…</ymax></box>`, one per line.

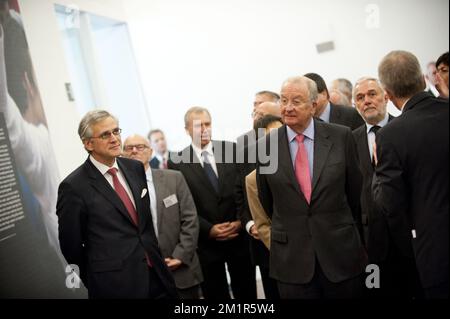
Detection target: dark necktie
<box><xmin>370</xmin><ymin>125</ymin><xmax>381</xmax><ymax>168</ymax></box>
<box><xmin>107</xmin><ymin>168</ymin><xmax>153</xmax><ymax>267</ymax></box>
<box><xmin>201</xmin><ymin>151</ymin><xmax>219</xmax><ymax>193</ymax></box>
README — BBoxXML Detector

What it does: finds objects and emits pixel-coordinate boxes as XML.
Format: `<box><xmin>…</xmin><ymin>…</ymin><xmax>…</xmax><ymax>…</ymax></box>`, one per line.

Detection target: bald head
<box><xmin>253</xmin><ymin>101</ymin><xmax>281</xmax><ymax>122</ymax></box>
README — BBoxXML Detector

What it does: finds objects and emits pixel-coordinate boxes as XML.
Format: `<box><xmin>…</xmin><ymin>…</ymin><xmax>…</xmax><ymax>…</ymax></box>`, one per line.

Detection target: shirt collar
<box><xmin>319</xmin><ymin>102</ymin><xmax>331</xmax><ymax>123</ymax></box>
<box><xmin>286</xmin><ymin>119</ymin><xmax>315</xmax><ymax>143</ymax></box>
<box><xmin>401</xmin><ymin>98</ymin><xmax>411</xmax><ymax>113</ymax></box>
<box><xmin>89</xmin><ymin>155</ymin><xmax>119</xmax><ymax>175</ymax></box>
<box><xmin>192</xmin><ymin>141</ymin><xmax>213</xmax><ymax>159</ymax></box>
<box><xmin>366</xmin><ymin>112</ymin><xmax>390</xmax><ymax>134</ymax></box>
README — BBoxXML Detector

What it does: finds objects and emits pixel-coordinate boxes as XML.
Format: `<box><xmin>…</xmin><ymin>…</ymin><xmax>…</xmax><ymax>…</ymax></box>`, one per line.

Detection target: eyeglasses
<box><xmin>123</xmin><ymin>144</ymin><xmax>149</xmax><ymax>152</ymax></box>
<box><xmin>91</xmin><ymin>128</ymin><xmax>122</xmax><ymax>140</ymax></box>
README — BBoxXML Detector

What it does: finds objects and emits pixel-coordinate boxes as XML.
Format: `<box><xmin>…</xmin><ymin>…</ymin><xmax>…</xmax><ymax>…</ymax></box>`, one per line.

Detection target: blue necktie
<box><xmin>202</xmin><ymin>151</ymin><xmax>219</xmax><ymax>193</ymax></box>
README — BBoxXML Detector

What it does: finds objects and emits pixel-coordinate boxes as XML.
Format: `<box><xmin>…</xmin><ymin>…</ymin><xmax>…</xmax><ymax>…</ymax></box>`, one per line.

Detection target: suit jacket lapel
<box><xmin>311</xmin><ymin>121</ymin><xmax>333</xmax><ymax>193</ymax></box>
<box><xmin>85</xmin><ymin>159</ymin><xmax>136</xmax><ymax>227</ymax></box>
<box><xmin>213</xmin><ymin>141</ymin><xmax>226</xmax><ymax>193</ymax></box>
<box><xmin>355</xmin><ymin>125</ymin><xmax>373</xmax><ymax>175</ymax></box>
<box><xmin>117</xmin><ymin>158</ymin><xmax>147</xmax><ymax>230</ymax></box>
<box><xmin>329</xmin><ymin>103</ymin><xmax>339</xmax><ymax>123</ymax></box>
<box><xmin>151</xmin><ymin>169</ymin><xmax>166</xmax><ymax>235</ymax></box>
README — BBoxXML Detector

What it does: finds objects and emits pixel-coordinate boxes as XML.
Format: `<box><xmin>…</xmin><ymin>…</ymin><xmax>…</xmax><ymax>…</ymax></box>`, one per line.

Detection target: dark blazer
<box><xmin>372</xmin><ymin>92</ymin><xmax>449</xmax><ymax>289</ymax></box>
<box><xmin>56</xmin><ymin>157</ymin><xmax>177</xmax><ymax>298</ymax></box>
<box><xmin>352</xmin><ymin>114</ymin><xmax>403</xmax><ymax>262</ymax></box>
<box><xmin>329</xmin><ymin>103</ymin><xmax>365</xmax><ymax>130</ymax></box>
<box><xmin>168</xmin><ymin>141</ymin><xmax>248</xmax><ymax>261</ymax></box>
<box><xmin>235</xmin><ymin>130</ymin><xmax>269</xmax><ymax>265</ymax></box>
<box><xmin>150</xmin><ymin>151</ymin><xmax>176</xmax><ymax>169</ymax></box>
<box><xmin>257</xmin><ymin>120</ymin><xmax>367</xmax><ymax>284</ymax></box>
<box><xmin>150</xmin><ymin>169</ymin><xmax>203</xmax><ymax>289</ymax></box>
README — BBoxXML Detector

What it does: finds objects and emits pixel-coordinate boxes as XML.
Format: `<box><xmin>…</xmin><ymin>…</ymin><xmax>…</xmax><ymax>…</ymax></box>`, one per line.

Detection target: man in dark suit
<box><xmin>169</xmin><ymin>107</ymin><xmax>256</xmax><ymax>299</ymax></box>
<box><xmin>236</xmin><ymin>105</ymin><xmax>281</xmax><ymax>300</ymax></box>
<box><xmin>123</xmin><ymin>134</ymin><xmax>203</xmax><ymax>299</ymax></box>
<box><xmin>352</xmin><ymin>77</ymin><xmax>421</xmax><ymax>298</ymax></box>
<box><xmin>56</xmin><ymin>110</ymin><xmax>177</xmax><ymax>299</ymax></box>
<box><xmin>257</xmin><ymin>76</ymin><xmax>367</xmax><ymax>298</ymax></box>
<box><xmin>374</xmin><ymin>51</ymin><xmax>449</xmax><ymax>298</ymax></box>
<box><xmin>304</xmin><ymin>73</ymin><xmax>364</xmax><ymax>130</ymax></box>
<box><xmin>148</xmin><ymin>129</ymin><xmax>173</xmax><ymax>169</ymax></box>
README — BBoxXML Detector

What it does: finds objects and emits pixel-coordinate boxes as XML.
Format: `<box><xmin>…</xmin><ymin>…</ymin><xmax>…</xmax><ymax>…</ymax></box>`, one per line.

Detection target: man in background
<box><xmin>169</xmin><ymin>107</ymin><xmax>256</xmax><ymax>299</ymax></box>
<box><xmin>148</xmin><ymin>129</ymin><xmax>172</xmax><ymax>169</ymax></box>
<box><xmin>435</xmin><ymin>52</ymin><xmax>449</xmax><ymax>98</ymax></box>
<box><xmin>123</xmin><ymin>134</ymin><xmax>203</xmax><ymax>299</ymax></box>
<box><xmin>374</xmin><ymin>50</ymin><xmax>448</xmax><ymax>298</ymax></box>
<box><xmin>305</xmin><ymin>73</ymin><xmax>364</xmax><ymax>130</ymax></box>
<box><xmin>352</xmin><ymin>76</ymin><xmax>421</xmax><ymax>298</ymax></box>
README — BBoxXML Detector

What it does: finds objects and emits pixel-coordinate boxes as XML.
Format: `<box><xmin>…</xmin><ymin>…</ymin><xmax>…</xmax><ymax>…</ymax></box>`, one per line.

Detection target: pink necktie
<box><xmin>107</xmin><ymin>168</ymin><xmax>152</xmax><ymax>267</ymax></box>
<box><xmin>295</xmin><ymin>134</ymin><xmax>312</xmax><ymax>204</ymax></box>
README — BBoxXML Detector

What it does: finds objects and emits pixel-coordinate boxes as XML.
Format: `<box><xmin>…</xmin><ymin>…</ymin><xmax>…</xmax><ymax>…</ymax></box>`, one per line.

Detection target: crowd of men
<box><xmin>56</xmin><ymin>50</ymin><xmax>449</xmax><ymax>299</ymax></box>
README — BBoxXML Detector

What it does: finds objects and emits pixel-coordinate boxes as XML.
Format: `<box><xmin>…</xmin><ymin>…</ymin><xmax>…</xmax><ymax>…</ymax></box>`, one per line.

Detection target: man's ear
<box><xmin>83</xmin><ymin>139</ymin><xmax>94</xmax><ymax>152</ymax></box>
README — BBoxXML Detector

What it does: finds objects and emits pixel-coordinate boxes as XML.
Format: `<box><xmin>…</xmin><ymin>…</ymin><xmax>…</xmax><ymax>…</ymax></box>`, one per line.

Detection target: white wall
<box><xmin>124</xmin><ymin>0</ymin><xmax>449</xmax><ymax>150</ymax></box>
<box><xmin>16</xmin><ymin>0</ymin><xmax>450</xmax><ymax>177</ymax></box>
<box><xmin>18</xmin><ymin>0</ymin><xmax>126</xmax><ymax>179</ymax></box>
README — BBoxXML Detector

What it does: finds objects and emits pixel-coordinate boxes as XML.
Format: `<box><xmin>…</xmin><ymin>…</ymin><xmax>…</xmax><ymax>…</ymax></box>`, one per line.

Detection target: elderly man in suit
<box><xmin>56</xmin><ymin>110</ymin><xmax>177</xmax><ymax>299</ymax></box>
<box><xmin>257</xmin><ymin>76</ymin><xmax>367</xmax><ymax>298</ymax></box>
<box><xmin>304</xmin><ymin>73</ymin><xmax>364</xmax><ymax>130</ymax></box>
<box><xmin>122</xmin><ymin>134</ymin><xmax>203</xmax><ymax>299</ymax></box>
<box><xmin>373</xmin><ymin>51</ymin><xmax>449</xmax><ymax>298</ymax></box>
<box><xmin>352</xmin><ymin>77</ymin><xmax>421</xmax><ymax>298</ymax></box>
<box><xmin>169</xmin><ymin>106</ymin><xmax>256</xmax><ymax>299</ymax></box>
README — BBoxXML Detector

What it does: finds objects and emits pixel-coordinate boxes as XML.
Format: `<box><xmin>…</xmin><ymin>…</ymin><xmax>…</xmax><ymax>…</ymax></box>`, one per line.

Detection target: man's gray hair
<box><xmin>378</xmin><ymin>50</ymin><xmax>425</xmax><ymax>98</ymax></box>
<box><xmin>78</xmin><ymin>110</ymin><xmax>118</xmax><ymax>141</ymax></box>
<box><xmin>282</xmin><ymin>76</ymin><xmax>318</xmax><ymax>102</ymax></box>
<box><xmin>184</xmin><ymin>106</ymin><xmax>211</xmax><ymax>128</ymax></box>
<box><xmin>353</xmin><ymin>77</ymin><xmax>385</xmax><ymax>98</ymax></box>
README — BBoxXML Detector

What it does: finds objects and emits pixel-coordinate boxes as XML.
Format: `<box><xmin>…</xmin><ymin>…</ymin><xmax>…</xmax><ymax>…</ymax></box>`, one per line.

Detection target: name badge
<box><xmin>163</xmin><ymin>194</ymin><xmax>178</xmax><ymax>208</ymax></box>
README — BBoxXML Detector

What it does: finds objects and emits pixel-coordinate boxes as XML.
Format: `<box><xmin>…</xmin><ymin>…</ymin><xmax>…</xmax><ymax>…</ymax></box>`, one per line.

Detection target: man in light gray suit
<box><xmin>123</xmin><ymin>134</ymin><xmax>203</xmax><ymax>299</ymax></box>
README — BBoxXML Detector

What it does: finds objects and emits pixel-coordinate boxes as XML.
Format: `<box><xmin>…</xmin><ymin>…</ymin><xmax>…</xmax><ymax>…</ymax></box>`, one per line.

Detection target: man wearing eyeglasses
<box><xmin>56</xmin><ymin>110</ymin><xmax>178</xmax><ymax>299</ymax></box>
<box><xmin>122</xmin><ymin>134</ymin><xmax>203</xmax><ymax>299</ymax></box>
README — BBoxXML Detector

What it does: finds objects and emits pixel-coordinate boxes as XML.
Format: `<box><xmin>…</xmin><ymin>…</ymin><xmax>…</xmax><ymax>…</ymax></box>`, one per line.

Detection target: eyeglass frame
<box><xmin>90</xmin><ymin>127</ymin><xmax>122</xmax><ymax>140</ymax></box>
<box><xmin>123</xmin><ymin>144</ymin><xmax>150</xmax><ymax>152</ymax></box>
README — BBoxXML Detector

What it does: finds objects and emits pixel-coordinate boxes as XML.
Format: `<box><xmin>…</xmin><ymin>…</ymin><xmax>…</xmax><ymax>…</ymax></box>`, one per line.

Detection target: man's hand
<box><xmin>165</xmin><ymin>258</ymin><xmax>182</xmax><ymax>271</ymax></box>
<box><xmin>249</xmin><ymin>224</ymin><xmax>260</xmax><ymax>240</ymax></box>
<box><xmin>209</xmin><ymin>220</ymin><xmax>242</xmax><ymax>241</ymax></box>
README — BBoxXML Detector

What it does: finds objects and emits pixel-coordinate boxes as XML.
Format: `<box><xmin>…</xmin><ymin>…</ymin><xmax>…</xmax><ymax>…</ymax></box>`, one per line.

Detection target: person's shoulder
<box><xmin>316</xmin><ymin>119</ymin><xmax>351</xmax><ymax>135</ymax></box>
<box><xmin>156</xmin><ymin>168</ymin><xmax>184</xmax><ymax>179</ymax></box>
<box><xmin>60</xmin><ymin>160</ymin><xmax>90</xmax><ymax>188</ymax></box>
<box><xmin>352</xmin><ymin>123</ymin><xmax>366</xmax><ymax>136</ymax></box>
<box><xmin>118</xmin><ymin>156</ymin><xmax>143</xmax><ymax>169</ymax></box>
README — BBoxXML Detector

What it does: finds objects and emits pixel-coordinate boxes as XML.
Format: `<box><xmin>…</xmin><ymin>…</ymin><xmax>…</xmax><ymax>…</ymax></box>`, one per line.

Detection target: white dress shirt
<box><xmin>145</xmin><ymin>168</ymin><xmax>159</xmax><ymax>239</ymax></box>
<box><xmin>191</xmin><ymin>142</ymin><xmax>218</xmax><ymax>176</ymax></box>
<box><xmin>89</xmin><ymin>155</ymin><xmax>136</xmax><ymax>209</ymax></box>
<box><xmin>366</xmin><ymin>113</ymin><xmax>389</xmax><ymax>159</ymax></box>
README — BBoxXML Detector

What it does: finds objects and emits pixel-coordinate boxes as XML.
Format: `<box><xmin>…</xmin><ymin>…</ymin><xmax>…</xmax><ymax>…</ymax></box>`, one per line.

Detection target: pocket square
<box><xmin>141</xmin><ymin>188</ymin><xmax>148</xmax><ymax>198</ymax></box>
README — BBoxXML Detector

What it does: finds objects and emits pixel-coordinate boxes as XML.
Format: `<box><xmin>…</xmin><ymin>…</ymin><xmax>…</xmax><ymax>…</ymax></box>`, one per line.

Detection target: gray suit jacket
<box><xmin>150</xmin><ymin>169</ymin><xmax>203</xmax><ymax>289</ymax></box>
